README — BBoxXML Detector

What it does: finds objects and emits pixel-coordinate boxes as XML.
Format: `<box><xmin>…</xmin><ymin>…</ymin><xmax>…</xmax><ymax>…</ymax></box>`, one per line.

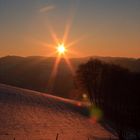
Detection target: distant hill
<box><xmin>0</xmin><ymin>55</ymin><xmax>139</xmax><ymax>99</ymax></box>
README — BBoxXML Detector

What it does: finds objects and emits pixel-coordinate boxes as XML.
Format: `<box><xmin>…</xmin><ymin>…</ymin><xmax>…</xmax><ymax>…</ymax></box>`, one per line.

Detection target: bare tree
<box><xmin>76</xmin><ymin>59</ymin><xmax>140</xmax><ymax>140</ymax></box>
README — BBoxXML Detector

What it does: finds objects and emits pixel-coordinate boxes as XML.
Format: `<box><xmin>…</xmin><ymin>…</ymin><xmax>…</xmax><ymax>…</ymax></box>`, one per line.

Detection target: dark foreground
<box><xmin>0</xmin><ymin>84</ymin><xmax>116</xmax><ymax>140</ymax></box>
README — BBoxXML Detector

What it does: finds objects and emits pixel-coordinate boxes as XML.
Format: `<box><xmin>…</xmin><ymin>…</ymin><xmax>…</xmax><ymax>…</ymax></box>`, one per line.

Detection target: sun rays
<box><xmin>34</xmin><ymin>11</ymin><xmax>85</xmax><ymax>92</ymax></box>
<box><xmin>46</xmin><ymin>19</ymin><xmax>85</xmax><ymax>91</ymax></box>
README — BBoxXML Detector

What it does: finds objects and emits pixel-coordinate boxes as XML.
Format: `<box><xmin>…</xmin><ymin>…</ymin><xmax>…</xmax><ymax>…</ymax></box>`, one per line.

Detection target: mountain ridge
<box><xmin>0</xmin><ymin>55</ymin><xmax>140</xmax><ymax>99</ymax></box>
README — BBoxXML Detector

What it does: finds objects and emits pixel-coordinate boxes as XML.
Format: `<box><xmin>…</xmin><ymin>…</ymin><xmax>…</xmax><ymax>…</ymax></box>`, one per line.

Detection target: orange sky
<box><xmin>0</xmin><ymin>0</ymin><xmax>140</xmax><ymax>58</ymax></box>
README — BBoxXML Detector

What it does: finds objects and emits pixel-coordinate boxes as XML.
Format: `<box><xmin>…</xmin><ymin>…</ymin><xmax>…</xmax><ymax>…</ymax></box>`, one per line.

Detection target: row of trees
<box><xmin>76</xmin><ymin>59</ymin><xmax>140</xmax><ymax>140</ymax></box>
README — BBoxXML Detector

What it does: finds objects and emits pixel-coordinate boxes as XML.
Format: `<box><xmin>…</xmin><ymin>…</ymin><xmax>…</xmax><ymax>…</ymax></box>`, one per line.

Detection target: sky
<box><xmin>0</xmin><ymin>0</ymin><xmax>140</xmax><ymax>58</ymax></box>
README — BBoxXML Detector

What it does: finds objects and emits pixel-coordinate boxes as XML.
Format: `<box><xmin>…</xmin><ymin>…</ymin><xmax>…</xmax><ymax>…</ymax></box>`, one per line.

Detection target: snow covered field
<box><xmin>0</xmin><ymin>84</ymin><xmax>116</xmax><ymax>140</ymax></box>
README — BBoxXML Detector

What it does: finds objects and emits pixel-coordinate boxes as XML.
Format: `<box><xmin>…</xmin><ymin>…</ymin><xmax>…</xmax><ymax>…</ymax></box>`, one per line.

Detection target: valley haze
<box><xmin>0</xmin><ymin>55</ymin><xmax>139</xmax><ymax>99</ymax></box>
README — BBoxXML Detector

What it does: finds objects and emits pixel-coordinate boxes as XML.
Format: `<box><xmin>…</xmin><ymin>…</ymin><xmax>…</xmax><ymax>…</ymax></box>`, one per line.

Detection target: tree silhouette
<box><xmin>76</xmin><ymin>59</ymin><xmax>140</xmax><ymax>140</ymax></box>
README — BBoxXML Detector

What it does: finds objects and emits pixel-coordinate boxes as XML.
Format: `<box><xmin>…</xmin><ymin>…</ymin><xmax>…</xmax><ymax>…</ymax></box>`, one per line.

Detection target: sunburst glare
<box><xmin>42</xmin><ymin>11</ymin><xmax>85</xmax><ymax>92</ymax></box>
<box><xmin>57</xmin><ymin>43</ymin><xmax>67</xmax><ymax>55</ymax></box>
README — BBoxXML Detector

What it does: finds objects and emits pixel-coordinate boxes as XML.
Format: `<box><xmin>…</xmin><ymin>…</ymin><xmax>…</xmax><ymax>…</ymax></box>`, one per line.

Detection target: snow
<box><xmin>0</xmin><ymin>84</ymin><xmax>116</xmax><ymax>140</ymax></box>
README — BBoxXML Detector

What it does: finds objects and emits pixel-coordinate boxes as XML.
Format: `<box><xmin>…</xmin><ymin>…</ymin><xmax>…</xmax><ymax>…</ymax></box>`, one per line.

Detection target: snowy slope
<box><xmin>0</xmin><ymin>84</ymin><xmax>116</xmax><ymax>140</ymax></box>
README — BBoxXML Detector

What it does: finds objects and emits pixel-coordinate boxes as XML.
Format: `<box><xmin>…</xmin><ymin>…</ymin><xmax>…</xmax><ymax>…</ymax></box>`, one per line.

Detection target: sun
<box><xmin>57</xmin><ymin>43</ymin><xmax>66</xmax><ymax>55</ymax></box>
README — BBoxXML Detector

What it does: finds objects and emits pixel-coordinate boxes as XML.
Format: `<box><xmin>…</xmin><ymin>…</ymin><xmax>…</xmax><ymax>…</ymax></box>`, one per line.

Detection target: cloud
<box><xmin>39</xmin><ymin>5</ymin><xmax>55</xmax><ymax>13</ymax></box>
